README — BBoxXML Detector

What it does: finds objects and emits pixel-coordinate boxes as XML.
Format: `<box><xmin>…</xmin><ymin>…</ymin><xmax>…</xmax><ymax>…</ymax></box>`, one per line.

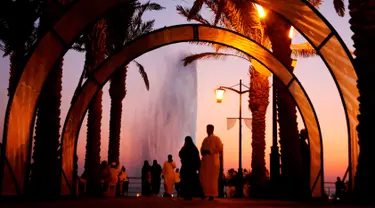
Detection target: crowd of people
<box><xmin>140</xmin><ymin>124</ymin><xmax>223</xmax><ymax>200</ymax></box>
<box><xmin>79</xmin><ymin>161</ymin><xmax>129</xmax><ymax>197</ymax></box>
<box><xmin>76</xmin><ymin>124</ymin><xmax>347</xmax><ymax>200</ymax></box>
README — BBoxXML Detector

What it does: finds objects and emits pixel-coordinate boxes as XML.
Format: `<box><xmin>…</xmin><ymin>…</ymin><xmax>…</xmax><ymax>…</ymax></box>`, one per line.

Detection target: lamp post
<box><xmin>215</xmin><ymin>79</ymin><xmax>249</xmax><ymax>170</ymax></box>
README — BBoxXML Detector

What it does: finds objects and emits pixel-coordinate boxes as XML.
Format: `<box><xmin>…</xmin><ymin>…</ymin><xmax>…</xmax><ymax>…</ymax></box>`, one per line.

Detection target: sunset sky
<box><xmin>0</xmin><ymin>0</ymin><xmax>353</xmax><ymax>182</ymax></box>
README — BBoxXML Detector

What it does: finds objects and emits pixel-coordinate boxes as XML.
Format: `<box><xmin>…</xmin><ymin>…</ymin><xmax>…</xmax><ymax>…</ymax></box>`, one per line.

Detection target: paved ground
<box><xmin>1</xmin><ymin>197</ymin><xmax>371</xmax><ymax>208</ymax></box>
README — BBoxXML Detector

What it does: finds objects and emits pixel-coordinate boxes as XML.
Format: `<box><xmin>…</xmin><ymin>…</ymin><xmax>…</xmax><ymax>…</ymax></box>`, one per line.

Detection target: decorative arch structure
<box><xmin>60</xmin><ymin>24</ymin><xmax>324</xmax><ymax>197</ymax></box>
<box><xmin>252</xmin><ymin>0</ymin><xmax>359</xmax><ymax>191</ymax></box>
<box><xmin>0</xmin><ymin>0</ymin><xmax>358</xmax><ymax>198</ymax></box>
<box><xmin>0</xmin><ymin>0</ymin><xmax>129</xmax><ymax>195</ymax></box>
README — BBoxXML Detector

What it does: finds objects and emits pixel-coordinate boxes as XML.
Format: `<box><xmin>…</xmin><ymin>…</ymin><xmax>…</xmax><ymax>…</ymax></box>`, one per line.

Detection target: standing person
<box><xmin>151</xmin><ymin>160</ymin><xmax>162</xmax><ymax>195</ymax></box>
<box><xmin>162</xmin><ymin>154</ymin><xmax>176</xmax><ymax>197</ymax></box>
<box><xmin>175</xmin><ymin>168</ymin><xmax>181</xmax><ymax>197</ymax></box>
<box><xmin>179</xmin><ymin>136</ymin><xmax>200</xmax><ymax>200</ymax></box>
<box><xmin>100</xmin><ymin>161</ymin><xmax>111</xmax><ymax>195</ymax></box>
<box><xmin>142</xmin><ymin>161</ymin><xmax>152</xmax><ymax>197</ymax></box>
<box><xmin>200</xmin><ymin>124</ymin><xmax>223</xmax><ymax>201</ymax></box>
<box><xmin>335</xmin><ymin>177</ymin><xmax>345</xmax><ymax>200</ymax></box>
<box><xmin>299</xmin><ymin>129</ymin><xmax>310</xmax><ymax>198</ymax></box>
<box><xmin>118</xmin><ymin>166</ymin><xmax>129</xmax><ymax>196</ymax></box>
<box><xmin>107</xmin><ymin>162</ymin><xmax>121</xmax><ymax>197</ymax></box>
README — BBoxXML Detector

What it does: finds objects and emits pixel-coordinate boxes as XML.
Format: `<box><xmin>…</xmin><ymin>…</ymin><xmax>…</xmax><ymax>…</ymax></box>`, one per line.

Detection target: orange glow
<box><xmin>291</xmin><ymin>59</ymin><xmax>297</xmax><ymax>68</ymax></box>
<box><xmin>289</xmin><ymin>26</ymin><xmax>295</xmax><ymax>39</ymax></box>
<box><xmin>255</xmin><ymin>4</ymin><xmax>266</xmax><ymax>18</ymax></box>
<box><xmin>215</xmin><ymin>88</ymin><xmax>225</xmax><ymax>103</ymax></box>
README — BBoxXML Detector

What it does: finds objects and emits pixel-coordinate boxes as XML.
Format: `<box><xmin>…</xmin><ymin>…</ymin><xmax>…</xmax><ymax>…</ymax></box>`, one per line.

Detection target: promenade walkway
<box><xmin>1</xmin><ymin>197</ymin><xmax>371</xmax><ymax>208</ymax></box>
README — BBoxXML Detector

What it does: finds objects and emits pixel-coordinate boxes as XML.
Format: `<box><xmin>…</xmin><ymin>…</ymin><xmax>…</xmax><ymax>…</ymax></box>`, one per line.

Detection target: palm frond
<box><xmin>188</xmin><ymin>0</ymin><xmax>205</xmax><ymax>20</ymax></box>
<box><xmin>183</xmin><ymin>52</ymin><xmax>249</xmax><ymax>66</ymax></box>
<box><xmin>133</xmin><ymin>60</ymin><xmax>150</xmax><ymax>91</ymax></box>
<box><xmin>213</xmin><ymin>0</ymin><xmax>225</xmax><ymax>26</ymax></box>
<box><xmin>176</xmin><ymin>5</ymin><xmax>210</xmax><ymax>25</ymax></box>
<box><xmin>307</xmin><ymin>0</ymin><xmax>323</xmax><ymax>7</ymax></box>
<box><xmin>334</xmin><ymin>0</ymin><xmax>345</xmax><ymax>17</ymax></box>
<box><xmin>141</xmin><ymin>1</ymin><xmax>164</xmax><ymax>11</ymax></box>
<box><xmin>290</xmin><ymin>42</ymin><xmax>317</xmax><ymax>58</ymax></box>
<box><xmin>71</xmin><ymin>43</ymin><xmax>86</xmax><ymax>52</ymax></box>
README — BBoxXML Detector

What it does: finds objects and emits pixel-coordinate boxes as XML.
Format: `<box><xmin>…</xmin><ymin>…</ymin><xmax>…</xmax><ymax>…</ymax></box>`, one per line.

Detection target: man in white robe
<box><xmin>162</xmin><ymin>154</ymin><xmax>176</xmax><ymax>197</ymax></box>
<box><xmin>200</xmin><ymin>124</ymin><xmax>223</xmax><ymax>200</ymax></box>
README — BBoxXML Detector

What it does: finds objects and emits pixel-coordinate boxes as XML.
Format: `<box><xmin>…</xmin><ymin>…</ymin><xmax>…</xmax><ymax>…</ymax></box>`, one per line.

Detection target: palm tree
<box><xmin>106</xmin><ymin>0</ymin><xmax>163</xmax><ymax>165</ymax></box>
<box><xmin>31</xmin><ymin>0</ymin><xmax>73</xmax><ymax>198</ymax></box>
<box><xmin>1</xmin><ymin>0</ymin><xmax>71</xmax><ymax>197</ymax></box>
<box><xmin>0</xmin><ymin>0</ymin><xmax>39</xmax><ymax>96</ymax></box>
<box><xmin>81</xmin><ymin>18</ymin><xmax>107</xmax><ymax>197</ymax></box>
<box><xmin>264</xmin><ymin>0</ymin><xmax>344</xmax><ymax>197</ymax></box>
<box><xmin>348</xmin><ymin>0</ymin><xmax>375</xmax><ymax>201</ymax></box>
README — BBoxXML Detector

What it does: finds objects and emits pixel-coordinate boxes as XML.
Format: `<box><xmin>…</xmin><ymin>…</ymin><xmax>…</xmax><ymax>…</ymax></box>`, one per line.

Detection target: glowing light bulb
<box><xmin>136</xmin><ymin>193</ymin><xmax>140</xmax><ymax>197</ymax></box>
<box><xmin>255</xmin><ymin>4</ymin><xmax>266</xmax><ymax>18</ymax></box>
<box><xmin>289</xmin><ymin>26</ymin><xmax>294</xmax><ymax>39</ymax></box>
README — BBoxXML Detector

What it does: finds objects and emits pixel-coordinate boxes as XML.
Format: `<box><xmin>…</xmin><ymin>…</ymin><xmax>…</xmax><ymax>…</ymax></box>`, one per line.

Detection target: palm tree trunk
<box><xmin>108</xmin><ymin>66</ymin><xmax>127</xmax><ymax>165</ymax></box>
<box><xmin>248</xmin><ymin>67</ymin><xmax>269</xmax><ymax>196</ymax></box>
<box><xmin>84</xmin><ymin>19</ymin><xmax>106</xmax><ymax>197</ymax></box>
<box><xmin>31</xmin><ymin>59</ymin><xmax>63</xmax><ymax>197</ymax></box>
<box><xmin>30</xmin><ymin>0</ymin><xmax>70</xmax><ymax>197</ymax></box>
<box><xmin>349</xmin><ymin>0</ymin><xmax>375</xmax><ymax>201</ymax></box>
<box><xmin>266</xmin><ymin>12</ymin><xmax>303</xmax><ymax>198</ymax></box>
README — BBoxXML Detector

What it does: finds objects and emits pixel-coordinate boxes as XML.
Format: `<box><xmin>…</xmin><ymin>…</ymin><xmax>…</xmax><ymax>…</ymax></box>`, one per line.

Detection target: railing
<box><xmin>77</xmin><ymin>177</ymin><xmax>340</xmax><ymax>198</ymax></box>
<box><xmin>324</xmin><ymin>182</ymin><xmax>336</xmax><ymax>197</ymax></box>
<box><xmin>127</xmin><ymin>177</ymin><xmax>178</xmax><ymax>197</ymax></box>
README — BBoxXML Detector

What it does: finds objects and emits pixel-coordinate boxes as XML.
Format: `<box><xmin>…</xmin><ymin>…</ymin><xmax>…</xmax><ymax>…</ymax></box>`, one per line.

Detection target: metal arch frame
<box><xmin>250</xmin><ymin>0</ymin><xmax>358</xmax><ymax>191</ymax></box>
<box><xmin>0</xmin><ymin>0</ymin><xmax>130</xmax><ymax>195</ymax></box>
<box><xmin>59</xmin><ymin>24</ymin><xmax>324</xmax><ymax>197</ymax></box>
<box><xmin>0</xmin><ymin>0</ymin><xmax>356</xmax><ymax>197</ymax></box>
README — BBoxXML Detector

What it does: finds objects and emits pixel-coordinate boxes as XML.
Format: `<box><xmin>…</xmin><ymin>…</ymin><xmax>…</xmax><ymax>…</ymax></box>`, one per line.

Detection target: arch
<box><xmin>60</xmin><ymin>24</ymin><xmax>324</xmax><ymax>197</ymax></box>
<box><xmin>0</xmin><ymin>0</ymin><xmax>129</xmax><ymax>195</ymax></box>
<box><xmin>0</xmin><ymin>0</ymin><xmax>358</xmax><ymax>197</ymax></box>
<box><xmin>252</xmin><ymin>0</ymin><xmax>359</xmax><ymax>191</ymax></box>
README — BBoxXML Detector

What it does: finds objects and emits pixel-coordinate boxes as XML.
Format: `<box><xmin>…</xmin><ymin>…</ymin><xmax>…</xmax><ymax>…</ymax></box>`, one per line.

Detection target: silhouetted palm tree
<box><xmin>106</xmin><ymin>0</ymin><xmax>162</xmax><ymax>165</ymax></box>
<box><xmin>348</xmin><ymin>0</ymin><xmax>375</xmax><ymax>201</ymax></box>
<box><xmin>31</xmin><ymin>0</ymin><xmax>73</xmax><ymax>197</ymax></box>
<box><xmin>0</xmin><ymin>0</ymin><xmax>39</xmax><ymax>96</ymax></box>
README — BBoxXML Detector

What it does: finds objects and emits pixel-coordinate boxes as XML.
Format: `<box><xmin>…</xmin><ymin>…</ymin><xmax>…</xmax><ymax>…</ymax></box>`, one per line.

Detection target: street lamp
<box><xmin>291</xmin><ymin>59</ymin><xmax>297</xmax><ymax>69</ymax></box>
<box><xmin>255</xmin><ymin>4</ymin><xmax>266</xmax><ymax>18</ymax></box>
<box><xmin>215</xmin><ymin>88</ymin><xmax>226</xmax><ymax>103</ymax></box>
<box><xmin>215</xmin><ymin>79</ymin><xmax>249</xmax><ymax>170</ymax></box>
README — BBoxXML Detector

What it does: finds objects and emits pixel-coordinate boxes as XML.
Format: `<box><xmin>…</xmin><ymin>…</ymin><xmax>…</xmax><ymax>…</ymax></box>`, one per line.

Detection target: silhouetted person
<box><xmin>226</xmin><ymin>169</ymin><xmax>237</xmax><ymax>198</ymax></box>
<box><xmin>151</xmin><ymin>160</ymin><xmax>162</xmax><ymax>195</ymax></box>
<box><xmin>179</xmin><ymin>136</ymin><xmax>201</xmax><ymax>200</ymax></box>
<box><xmin>200</xmin><ymin>124</ymin><xmax>223</xmax><ymax>201</ymax></box>
<box><xmin>100</xmin><ymin>161</ymin><xmax>111</xmax><ymax>195</ymax></box>
<box><xmin>335</xmin><ymin>177</ymin><xmax>345</xmax><ymax>200</ymax></box>
<box><xmin>235</xmin><ymin>168</ymin><xmax>244</xmax><ymax>198</ymax></box>
<box><xmin>106</xmin><ymin>162</ymin><xmax>120</xmax><ymax>197</ymax></box>
<box><xmin>118</xmin><ymin>166</ymin><xmax>129</xmax><ymax>196</ymax></box>
<box><xmin>142</xmin><ymin>160</ymin><xmax>152</xmax><ymax>197</ymax></box>
<box><xmin>175</xmin><ymin>168</ymin><xmax>181</xmax><ymax>197</ymax></box>
<box><xmin>162</xmin><ymin>154</ymin><xmax>176</xmax><ymax>197</ymax></box>
<box><xmin>299</xmin><ymin>129</ymin><xmax>310</xmax><ymax>198</ymax></box>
